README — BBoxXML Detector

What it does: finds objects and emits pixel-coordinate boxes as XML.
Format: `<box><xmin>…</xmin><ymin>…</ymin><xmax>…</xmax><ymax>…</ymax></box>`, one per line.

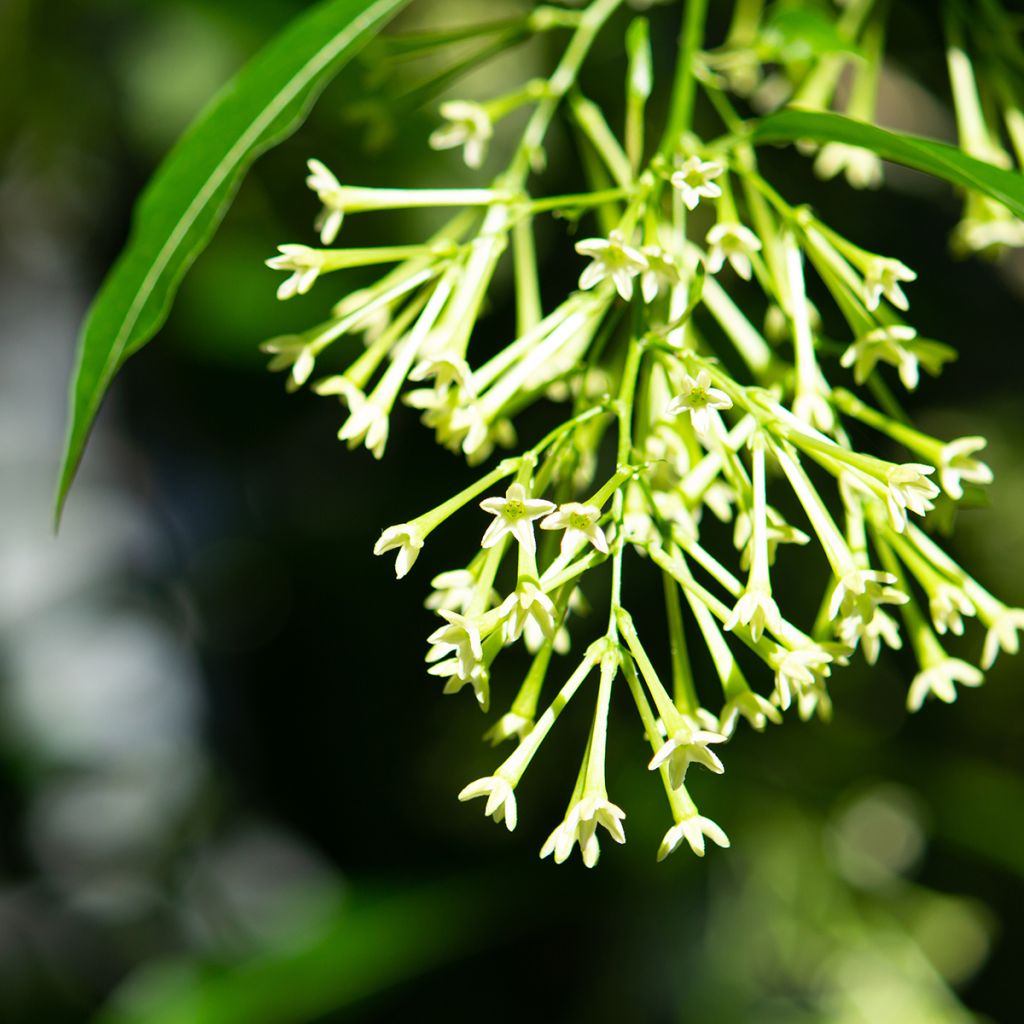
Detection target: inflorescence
<box><xmin>261</xmin><ymin>0</ymin><xmax>1023</xmax><ymax>865</ymax></box>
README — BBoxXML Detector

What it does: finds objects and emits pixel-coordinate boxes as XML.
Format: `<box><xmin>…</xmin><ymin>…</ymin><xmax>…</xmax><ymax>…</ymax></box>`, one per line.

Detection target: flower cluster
<box><xmin>262</xmin><ymin>0</ymin><xmax>1021</xmax><ymax>865</ymax></box>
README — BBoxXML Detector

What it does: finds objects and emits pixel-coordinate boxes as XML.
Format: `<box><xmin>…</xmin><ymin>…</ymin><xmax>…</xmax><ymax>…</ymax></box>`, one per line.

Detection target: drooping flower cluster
<box><xmin>262</xmin><ymin>0</ymin><xmax>1022</xmax><ymax>865</ymax></box>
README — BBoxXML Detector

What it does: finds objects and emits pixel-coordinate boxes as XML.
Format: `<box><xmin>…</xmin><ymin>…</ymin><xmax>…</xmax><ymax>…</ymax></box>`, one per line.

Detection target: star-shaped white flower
<box><xmin>724</xmin><ymin>583</ymin><xmax>783</xmax><ymax>643</ymax></box>
<box><xmin>539</xmin><ymin>502</ymin><xmax>609</xmax><ymax>556</ymax></box>
<box><xmin>828</xmin><ymin>569</ymin><xmax>907</xmax><ymax>624</ymax></box>
<box><xmin>429</xmin><ymin>100</ymin><xmax>493</xmax><ymax>169</ymax></box>
<box><xmin>497</xmin><ymin>579</ymin><xmax>556</xmax><ymax>645</ymax></box>
<box><xmin>718</xmin><ymin>689</ymin><xmax>782</xmax><ymax>737</ymax></box>
<box><xmin>540</xmin><ymin>794</ymin><xmax>627</xmax><ymax>868</ymax></box>
<box><xmin>885</xmin><ymin>463</ymin><xmax>939</xmax><ymax>532</ymax></box>
<box><xmin>575</xmin><ymin>230</ymin><xmax>649</xmax><ymax>301</ymax></box>
<box><xmin>479</xmin><ymin>483</ymin><xmax>555</xmax><ymax>556</ymax></box>
<box><xmin>639</xmin><ymin>245</ymin><xmax>682</xmax><ymax>303</ymax></box>
<box><xmin>306</xmin><ymin>158</ymin><xmax>346</xmax><ymax>244</ymax></box>
<box><xmin>705</xmin><ymin>222</ymin><xmax>762</xmax><ymax>280</ymax></box>
<box><xmin>771</xmin><ymin>645</ymin><xmax>835</xmax><ymax>714</ymax></box>
<box><xmin>648</xmin><ymin>719</ymin><xmax>727</xmax><ymax>789</ymax></box>
<box><xmin>315</xmin><ymin>377</ymin><xmax>390</xmax><ymax>459</ymax></box>
<box><xmin>670</xmin><ymin>156</ymin><xmax>725</xmax><ymax>211</ymax></box>
<box><xmin>373</xmin><ymin>523</ymin><xmax>425</xmax><ymax>579</ymax></box>
<box><xmin>938</xmin><ymin>437</ymin><xmax>993</xmax><ymax>500</ymax></box>
<box><xmin>814</xmin><ymin>142</ymin><xmax>883</xmax><ymax>190</ymax></box>
<box><xmin>841</xmin><ymin>606</ymin><xmax>902</xmax><ymax>665</ymax></box>
<box><xmin>907</xmin><ymin>658</ymin><xmax>983</xmax><ymax>712</ymax></box>
<box><xmin>981</xmin><ymin>606</ymin><xmax>1024</xmax><ymax>670</ymax></box>
<box><xmin>657</xmin><ymin>813</ymin><xmax>730</xmax><ymax>860</ymax></box>
<box><xmin>861</xmin><ymin>257</ymin><xmax>917</xmax><ymax>312</ymax></box>
<box><xmin>426</xmin><ymin>610</ymin><xmax>486</xmax><ymax>687</ymax></box>
<box><xmin>840</xmin><ymin>326</ymin><xmax>955</xmax><ymax>391</ymax></box>
<box><xmin>666</xmin><ymin>369</ymin><xmax>732</xmax><ymax>434</ymax></box>
<box><xmin>929</xmin><ymin>584</ymin><xmax>976</xmax><ymax>637</ymax></box>
<box><xmin>458</xmin><ymin>775</ymin><xmax>517</xmax><ymax>830</ymax></box>
<box><xmin>266</xmin><ymin>244</ymin><xmax>325</xmax><ymax>300</ymax></box>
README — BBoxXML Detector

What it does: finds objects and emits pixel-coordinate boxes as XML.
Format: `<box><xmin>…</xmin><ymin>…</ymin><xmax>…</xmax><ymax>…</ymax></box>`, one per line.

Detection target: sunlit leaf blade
<box><xmin>55</xmin><ymin>0</ymin><xmax>412</xmax><ymax>525</ymax></box>
<box><xmin>747</xmin><ymin>108</ymin><xmax>1024</xmax><ymax>220</ymax></box>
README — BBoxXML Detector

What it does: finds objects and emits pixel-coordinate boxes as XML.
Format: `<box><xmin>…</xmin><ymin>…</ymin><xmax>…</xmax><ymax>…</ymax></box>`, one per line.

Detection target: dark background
<box><xmin>1</xmin><ymin>1</ymin><xmax>1022</xmax><ymax>1021</ymax></box>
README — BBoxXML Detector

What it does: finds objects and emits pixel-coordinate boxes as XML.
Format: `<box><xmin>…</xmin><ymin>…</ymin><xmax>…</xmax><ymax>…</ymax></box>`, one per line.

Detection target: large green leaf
<box><xmin>56</xmin><ymin>0</ymin><xmax>412</xmax><ymax>525</ymax></box>
<box><xmin>745</xmin><ymin>108</ymin><xmax>1024</xmax><ymax>220</ymax></box>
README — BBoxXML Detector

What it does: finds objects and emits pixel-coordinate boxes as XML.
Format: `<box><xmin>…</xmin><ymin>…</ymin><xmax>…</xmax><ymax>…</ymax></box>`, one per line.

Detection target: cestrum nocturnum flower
<box><xmin>907</xmin><ymin>658</ymin><xmax>984</xmax><ymax>712</ymax></box>
<box><xmin>540</xmin><ymin>794</ymin><xmax>627</xmax><ymax>868</ymax></box>
<box><xmin>840</xmin><ymin>325</ymin><xmax>954</xmax><ymax>391</ymax></box>
<box><xmin>539</xmin><ymin>502</ymin><xmax>609</xmax><ymax>556</ymax></box>
<box><xmin>705</xmin><ymin>222</ymin><xmax>763</xmax><ymax>280</ymax></box>
<box><xmin>479</xmin><ymin>482</ymin><xmax>555</xmax><ymax>556</ymax></box>
<box><xmin>373</xmin><ymin>522</ymin><xmax>425</xmax><ymax>579</ymax></box>
<box><xmin>429</xmin><ymin>100</ymin><xmax>494</xmax><ymax>169</ymax></box>
<box><xmin>862</xmin><ymin>256</ymin><xmax>917</xmax><ymax>312</ymax></box>
<box><xmin>666</xmin><ymin>369</ymin><xmax>733</xmax><ymax>434</ymax></box>
<box><xmin>497</xmin><ymin>578</ymin><xmax>557</xmax><ymax>644</ymax></box>
<box><xmin>885</xmin><ymin>463</ymin><xmax>940</xmax><ymax>532</ymax></box>
<box><xmin>458</xmin><ymin>775</ymin><xmax>517</xmax><ymax>830</ymax></box>
<box><xmin>658</xmin><ymin>813</ymin><xmax>730</xmax><ymax>860</ymax></box>
<box><xmin>938</xmin><ymin>437</ymin><xmax>993</xmax><ymax>499</ymax></box>
<box><xmin>575</xmin><ymin>230</ymin><xmax>649</xmax><ymax>301</ymax></box>
<box><xmin>266</xmin><ymin>245</ymin><xmax>324</xmax><ymax>300</ymax></box>
<box><xmin>981</xmin><ymin>606</ymin><xmax>1024</xmax><ymax>670</ymax></box>
<box><xmin>306</xmin><ymin>158</ymin><xmax>346</xmax><ymax>245</ymax></box>
<box><xmin>648</xmin><ymin>718</ymin><xmax>727</xmax><ymax>789</ymax></box>
<box><xmin>670</xmin><ymin>156</ymin><xmax>725</xmax><ymax>210</ymax></box>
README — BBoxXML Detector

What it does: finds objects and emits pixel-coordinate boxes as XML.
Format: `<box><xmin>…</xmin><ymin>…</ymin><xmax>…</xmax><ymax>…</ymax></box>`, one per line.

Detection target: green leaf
<box><xmin>760</xmin><ymin>4</ymin><xmax>861</xmax><ymax>63</ymax></box>
<box><xmin>745</xmin><ymin>108</ymin><xmax>1024</xmax><ymax>220</ymax></box>
<box><xmin>56</xmin><ymin>0</ymin><xmax>412</xmax><ymax>525</ymax></box>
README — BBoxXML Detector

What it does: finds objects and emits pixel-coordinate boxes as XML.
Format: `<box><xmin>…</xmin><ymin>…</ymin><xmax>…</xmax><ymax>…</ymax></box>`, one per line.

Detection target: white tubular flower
<box><xmin>861</xmin><ymin>257</ymin><xmax>917</xmax><ymax>312</ymax></box>
<box><xmin>639</xmin><ymin>245</ymin><xmax>682</xmax><ymax>303</ymax></box>
<box><xmin>575</xmin><ymin>230</ymin><xmax>649</xmax><ymax>301</ymax></box>
<box><xmin>306</xmin><ymin>158</ymin><xmax>346</xmax><ymax>244</ymax></box>
<box><xmin>429</xmin><ymin>100</ymin><xmax>493</xmax><ymax>169</ymax></box>
<box><xmin>315</xmin><ymin>377</ymin><xmax>390</xmax><ymax>459</ymax></box>
<box><xmin>725</xmin><ymin>584</ymin><xmax>783</xmax><ymax>644</ymax></box>
<box><xmin>426</xmin><ymin>610</ymin><xmax>486</xmax><ymax>684</ymax></box>
<box><xmin>539</xmin><ymin>502</ymin><xmax>609</xmax><ymax>556</ymax></box>
<box><xmin>425</xmin><ymin>570</ymin><xmax>496</xmax><ymax>614</ymax></box>
<box><xmin>666</xmin><ymin>369</ymin><xmax>733</xmax><ymax>434</ymax></box>
<box><xmin>981</xmin><ymin>607</ymin><xmax>1024</xmax><ymax>670</ymax></box>
<box><xmin>657</xmin><ymin>814</ymin><xmax>730</xmax><ymax>860</ymax></box>
<box><xmin>540</xmin><ymin>794</ymin><xmax>627</xmax><ymax>868</ymax></box>
<box><xmin>814</xmin><ymin>142</ymin><xmax>883</xmax><ymax>190</ymax></box>
<box><xmin>373</xmin><ymin>523</ymin><xmax>425</xmax><ymax>579</ymax></box>
<box><xmin>771</xmin><ymin>646</ymin><xmax>834</xmax><ymax>713</ymax></box>
<box><xmin>479</xmin><ymin>483</ymin><xmax>556</xmax><ymax>556</ymax></box>
<box><xmin>705</xmin><ymin>222</ymin><xmax>762</xmax><ymax>280</ymax></box>
<box><xmin>938</xmin><ymin>437</ymin><xmax>993</xmax><ymax>500</ymax></box>
<box><xmin>458</xmin><ymin>775</ymin><xmax>517</xmax><ymax>831</ymax></box>
<box><xmin>885</xmin><ymin>463</ymin><xmax>939</xmax><ymax>532</ymax></box>
<box><xmin>840</xmin><ymin>326</ymin><xmax>955</xmax><ymax>391</ymax></box>
<box><xmin>648</xmin><ymin>719</ymin><xmax>727</xmax><ymax>789</ymax></box>
<box><xmin>843</xmin><ymin>607</ymin><xmax>902</xmax><ymax>665</ymax></box>
<box><xmin>483</xmin><ymin>712</ymin><xmax>534</xmax><ymax>747</ymax></box>
<box><xmin>498</xmin><ymin>579</ymin><xmax>556</xmax><ymax>645</ymax></box>
<box><xmin>670</xmin><ymin>156</ymin><xmax>725</xmax><ymax>211</ymax></box>
<box><xmin>828</xmin><ymin>569</ymin><xmax>908</xmax><ymax>624</ymax></box>
<box><xmin>907</xmin><ymin>659</ymin><xmax>983</xmax><ymax>712</ymax></box>
<box><xmin>718</xmin><ymin>690</ymin><xmax>782</xmax><ymax>738</ymax></box>
<box><xmin>929</xmin><ymin>584</ymin><xmax>976</xmax><ymax>637</ymax></box>
<box><xmin>266</xmin><ymin>245</ymin><xmax>325</xmax><ymax>300</ymax></box>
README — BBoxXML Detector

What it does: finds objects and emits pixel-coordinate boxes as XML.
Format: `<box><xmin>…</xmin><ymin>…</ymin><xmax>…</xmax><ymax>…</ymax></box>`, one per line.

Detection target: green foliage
<box><xmin>746</xmin><ymin>108</ymin><xmax>1024</xmax><ymax>219</ymax></box>
<box><xmin>55</xmin><ymin>0</ymin><xmax>412</xmax><ymax>524</ymax></box>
